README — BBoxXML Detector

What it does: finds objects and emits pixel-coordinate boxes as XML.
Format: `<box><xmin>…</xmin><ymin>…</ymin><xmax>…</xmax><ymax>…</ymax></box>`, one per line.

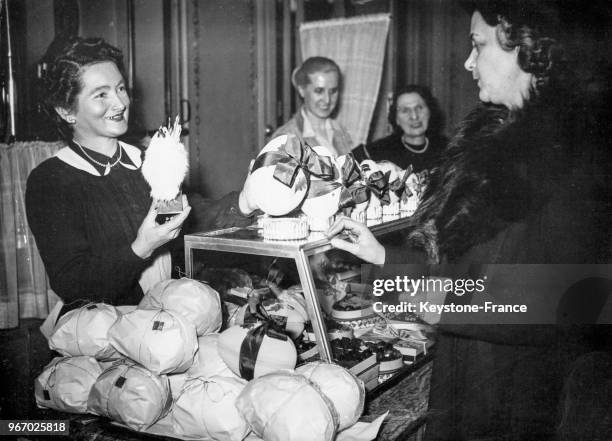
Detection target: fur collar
<box><xmin>407</xmin><ymin>101</ymin><xmax>569</xmax><ymax>262</ymax></box>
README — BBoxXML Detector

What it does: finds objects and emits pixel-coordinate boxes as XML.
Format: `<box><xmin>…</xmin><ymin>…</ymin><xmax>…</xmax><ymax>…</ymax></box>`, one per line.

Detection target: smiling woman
<box><xmin>356</xmin><ymin>84</ymin><xmax>447</xmax><ymax>172</ymax></box>
<box><xmin>271</xmin><ymin>56</ymin><xmax>353</xmax><ymax>157</ymax></box>
<box><xmin>25</xmin><ymin>36</ymin><xmax>257</xmax><ymax>320</ymax></box>
<box><xmin>65</xmin><ymin>62</ymin><xmax>130</xmax><ymax>145</ymax></box>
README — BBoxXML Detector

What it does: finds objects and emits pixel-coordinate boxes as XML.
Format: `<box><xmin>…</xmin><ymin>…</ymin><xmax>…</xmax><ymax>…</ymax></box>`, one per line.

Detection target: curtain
<box><xmin>0</xmin><ymin>141</ymin><xmax>64</xmax><ymax>329</ymax></box>
<box><xmin>300</xmin><ymin>13</ymin><xmax>390</xmax><ymax>146</ymax></box>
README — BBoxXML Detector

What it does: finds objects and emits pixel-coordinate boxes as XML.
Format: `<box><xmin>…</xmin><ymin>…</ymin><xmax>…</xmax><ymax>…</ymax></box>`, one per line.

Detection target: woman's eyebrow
<box><xmin>88</xmin><ymin>85</ymin><xmax>110</xmax><ymax>95</ymax></box>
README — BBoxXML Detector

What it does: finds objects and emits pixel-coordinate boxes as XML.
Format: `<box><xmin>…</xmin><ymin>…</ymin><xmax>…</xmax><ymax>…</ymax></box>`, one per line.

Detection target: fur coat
<box><xmin>403</xmin><ymin>98</ymin><xmax>609</xmax><ymax>264</ymax></box>
<box><xmin>384</xmin><ymin>97</ymin><xmax>612</xmax><ymax>440</ymax></box>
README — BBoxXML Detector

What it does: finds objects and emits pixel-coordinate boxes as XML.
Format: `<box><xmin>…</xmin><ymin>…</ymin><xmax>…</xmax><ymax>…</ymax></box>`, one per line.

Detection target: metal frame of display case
<box><xmin>184</xmin><ymin>216</ymin><xmax>414</xmax><ymax>362</ymax></box>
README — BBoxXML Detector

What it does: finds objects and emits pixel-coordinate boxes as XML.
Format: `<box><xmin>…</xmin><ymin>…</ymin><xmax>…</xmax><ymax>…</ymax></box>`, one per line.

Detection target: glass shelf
<box><xmin>184</xmin><ymin>215</ymin><xmax>414</xmax><ymax>362</ymax></box>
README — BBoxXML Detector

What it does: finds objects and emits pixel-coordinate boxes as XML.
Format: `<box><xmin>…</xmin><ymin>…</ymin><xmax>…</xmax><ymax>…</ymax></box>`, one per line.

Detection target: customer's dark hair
<box><xmin>39</xmin><ymin>36</ymin><xmax>126</xmax><ymax>139</ymax></box>
<box><xmin>291</xmin><ymin>56</ymin><xmax>341</xmax><ymax>89</ymax></box>
<box><xmin>464</xmin><ymin>0</ymin><xmax>569</xmax><ymax>94</ymax></box>
<box><xmin>387</xmin><ymin>84</ymin><xmax>444</xmax><ymax>137</ymax></box>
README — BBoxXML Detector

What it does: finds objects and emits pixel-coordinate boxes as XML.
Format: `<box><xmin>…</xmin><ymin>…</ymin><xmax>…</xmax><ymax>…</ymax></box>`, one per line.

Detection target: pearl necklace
<box><xmin>74</xmin><ymin>140</ymin><xmax>122</xmax><ymax>175</ymax></box>
<box><xmin>401</xmin><ymin>135</ymin><xmax>429</xmax><ymax>154</ymax></box>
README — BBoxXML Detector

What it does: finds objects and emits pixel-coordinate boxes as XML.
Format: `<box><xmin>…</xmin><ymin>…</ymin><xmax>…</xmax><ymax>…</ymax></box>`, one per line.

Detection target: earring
<box><xmin>68</xmin><ymin>117</ymin><xmax>76</xmax><ymax>124</ymax></box>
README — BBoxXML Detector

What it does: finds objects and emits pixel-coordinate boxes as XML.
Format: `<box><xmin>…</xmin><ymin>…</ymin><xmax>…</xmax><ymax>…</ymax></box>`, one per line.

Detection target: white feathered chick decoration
<box><xmin>141</xmin><ymin>117</ymin><xmax>188</xmax><ymax>201</ymax></box>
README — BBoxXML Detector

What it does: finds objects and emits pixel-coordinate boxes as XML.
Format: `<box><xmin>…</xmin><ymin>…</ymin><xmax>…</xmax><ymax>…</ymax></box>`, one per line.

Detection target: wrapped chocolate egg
<box><xmin>87</xmin><ymin>360</ymin><xmax>172</xmax><ymax>431</ymax></box>
<box><xmin>170</xmin><ymin>376</ymin><xmax>249</xmax><ymax>441</ymax></box>
<box><xmin>235</xmin><ymin>372</ymin><xmax>338</xmax><ymax>441</ymax></box>
<box><xmin>187</xmin><ymin>333</ymin><xmax>237</xmax><ymax>379</ymax></box>
<box><xmin>139</xmin><ymin>278</ymin><xmax>222</xmax><ymax>336</ymax></box>
<box><xmin>35</xmin><ymin>356</ymin><xmax>103</xmax><ymax>414</ymax></box>
<box><xmin>296</xmin><ymin>361</ymin><xmax>365</xmax><ymax>430</ymax></box>
<box><xmin>108</xmin><ymin>308</ymin><xmax>197</xmax><ymax>375</ymax></box>
<box><xmin>48</xmin><ymin>302</ymin><xmax>120</xmax><ymax>360</ymax></box>
<box><xmin>229</xmin><ymin>294</ymin><xmax>308</xmax><ymax>340</ymax></box>
<box><xmin>246</xmin><ymin>135</ymin><xmax>309</xmax><ymax>215</ymax></box>
<box><xmin>217</xmin><ymin>324</ymin><xmax>297</xmax><ymax>380</ymax></box>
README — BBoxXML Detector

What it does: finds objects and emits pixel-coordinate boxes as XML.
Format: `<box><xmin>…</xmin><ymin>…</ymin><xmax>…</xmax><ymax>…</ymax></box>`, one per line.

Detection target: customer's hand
<box><xmin>325</xmin><ymin>216</ymin><xmax>385</xmax><ymax>265</ymax></box>
<box><xmin>131</xmin><ymin>194</ymin><xmax>191</xmax><ymax>259</ymax></box>
<box><xmin>238</xmin><ymin>159</ymin><xmax>259</xmax><ymax>215</ymax></box>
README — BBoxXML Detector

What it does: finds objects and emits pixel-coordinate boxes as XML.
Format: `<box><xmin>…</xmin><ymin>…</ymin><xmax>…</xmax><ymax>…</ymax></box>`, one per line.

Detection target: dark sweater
<box><xmin>353</xmin><ymin>133</ymin><xmax>446</xmax><ymax>172</ymax></box>
<box><xmin>26</xmin><ymin>142</ymin><xmax>253</xmax><ymax>313</ymax></box>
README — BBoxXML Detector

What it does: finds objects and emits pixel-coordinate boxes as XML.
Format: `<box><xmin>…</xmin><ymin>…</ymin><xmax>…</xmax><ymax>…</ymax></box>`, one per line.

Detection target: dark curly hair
<box><xmin>291</xmin><ymin>56</ymin><xmax>342</xmax><ymax>89</ymax></box>
<box><xmin>387</xmin><ymin>84</ymin><xmax>445</xmax><ymax>138</ymax></box>
<box><xmin>39</xmin><ymin>36</ymin><xmax>126</xmax><ymax>140</ymax></box>
<box><xmin>464</xmin><ymin>0</ymin><xmax>569</xmax><ymax>95</ymax></box>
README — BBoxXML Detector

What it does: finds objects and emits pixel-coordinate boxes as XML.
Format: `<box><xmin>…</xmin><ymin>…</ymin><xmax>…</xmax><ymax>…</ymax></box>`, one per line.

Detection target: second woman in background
<box><xmin>271</xmin><ymin>56</ymin><xmax>352</xmax><ymax>157</ymax></box>
<box><xmin>355</xmin><ymin>84</ymin><xmax>446</xmax><ymax>172</ymax></box>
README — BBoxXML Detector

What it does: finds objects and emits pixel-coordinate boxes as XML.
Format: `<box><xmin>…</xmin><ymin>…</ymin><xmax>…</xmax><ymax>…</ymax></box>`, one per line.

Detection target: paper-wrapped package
<box><xmin>218</xmin><ymin>324</ymin><xmax>297</xmax><ymax>380</ymax></box>
<box><xmin>229</xmin><ymin>293</ymin><xmax>308</xmax><ymax>340</ymax></box>
<box><xmin>296</xmin><ymin>361</ymin><xmax>365</xmax><ymax>430</ymax></box>
<box><xmin>87</xmin><ymin>360</ymin><xmax>172</xmax><ymax>431</ymax></box>
<box><xmin>247</xmin><ymin>135</ymin><xmax>310</xmax><ymax>215</ymax></box>
<box><xmin>236</xmin><ymin>372</ymin><xmax>338</xmax><ymax>441</ymax></box>
<box><xmin>35</xmin><ymin>356</ymin><xmax>102</xmax><ymax>413</ymax></box>
<box><xmin>170</xmin><ymin>376</ymin><xmax>249</xmax><ymax>441</ymax></box>
<box><xmin>168</xmin><ymin>372</ymin><xmax>189</xmax><ymax>401</ymax></box>
<box><xmin>139</xmin><ymin>278</ymin><xmax>222</xmax><ymax>336</ymax></box>
<box><xmin>48</xmin><ymin>303</ymin><xmax>120</xmax><ymax>360</ymax></box>
<box><xmin>301</xmin><ymin>145</ymin><xmax>341</xmax><ymax>229</ymax></box>
<box><xmin>187</xmin><ymin>333</ymin><xmax>237</xmax><ymax>380</ymax></box>
<box><xmin>108</xmin><ymin>308</ymin><xmax>197</xmax><ymax>375</ymax></box>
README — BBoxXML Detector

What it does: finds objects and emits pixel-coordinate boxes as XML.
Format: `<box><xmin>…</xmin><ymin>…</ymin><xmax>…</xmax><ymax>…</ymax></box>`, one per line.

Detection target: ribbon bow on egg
<box><xmin>341</xmin><ymin>154</ymin><xmax>362</xmax><ymax>187</ymax></box>
<box><xmin>389</xmin><ymin>165</ymin><xmax>412</xmax><ymax>200</ymax></box>
<box><xmin>365</xmin><ymin>170</ymin><xmax>392</xmax><ymax>205</ymax></box>
<box><xmin>239</xmin><ymin>302</ymin><xmax>289</xmax><ymax>381</ymax></box>
<box><xmin>336</xmin><ymin>154</ymin><xmax>370</xmax><ymax>208</ymax></box>
<box><xmin>251</xmin><ymin>136</ymin><xmax>336</xmax><ymax>189</ymax></box>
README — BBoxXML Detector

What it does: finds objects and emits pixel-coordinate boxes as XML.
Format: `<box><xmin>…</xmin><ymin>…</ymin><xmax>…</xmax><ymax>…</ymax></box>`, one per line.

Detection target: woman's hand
<box><xmin>238</xmin><ymin>159</ymin><xmax>259</xmax><ymax>215</ymax></box>
<box><xmin>325</xmin><ymin>216</ymin><xmax>386</xmax><ymax>264</ymax></box>
<box><xmin>131</xmin><ymin>194</ymin><xmax>192</xmax><ymax>259</ymax></box>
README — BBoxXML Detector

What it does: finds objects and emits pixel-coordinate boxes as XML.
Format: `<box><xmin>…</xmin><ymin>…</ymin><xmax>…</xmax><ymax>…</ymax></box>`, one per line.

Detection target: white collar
<box><xmin>55</xmin><ymin>141</ymin><xmax>142</xmax><ymax>176</ymax></box>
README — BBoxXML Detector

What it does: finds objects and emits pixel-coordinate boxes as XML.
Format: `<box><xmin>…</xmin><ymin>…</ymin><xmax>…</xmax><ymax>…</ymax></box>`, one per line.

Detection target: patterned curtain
<box><xmin>300</xmin><ymin>14</ymin><xmax>390</xmax><ymax>146</ymax></box>
<box><xmin>0</xmin><ymin>141</ymin><xmax>64</xmax><ymax>329</ymax></box>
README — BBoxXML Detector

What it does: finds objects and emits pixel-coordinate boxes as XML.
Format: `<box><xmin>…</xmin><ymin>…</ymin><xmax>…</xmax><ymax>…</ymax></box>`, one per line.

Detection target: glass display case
<box><xmin>184</xmin><ymin>217</ymin><xmax>415</xmax><ymax>363</ymax></box>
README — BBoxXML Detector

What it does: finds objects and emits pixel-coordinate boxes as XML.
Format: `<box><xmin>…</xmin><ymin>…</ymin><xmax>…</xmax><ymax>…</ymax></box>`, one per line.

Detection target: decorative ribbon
<box><xmin>306</xmin><ymin>180</ymin><xmax>342</xmax><ymax>199</ymax></box>
<box><xmin>365</xmin><ymin>170</ymin><xmax>392</xmax><ymax>205</ymax></box>
<box><xmin>251</xmin><ymin>136</ymin><xmax>336</xmax><ymax>188</ymax></box>
<box><xmin>339</xmin><ymin>183</ymin><xmax>370</xmax><ymax>209</ymax></box>
<box><xmin>389</xmin><ymin>165</ymin><xmax>412</xmax><ymax>200</ymax></box>
<box><xmin>238</xmin><ymin>302</ymin><xmax>289</xmax><ymax>381</ymax></box>
<box><xmin>340</xmin><ymin>154</ymin><xmax>362</xmax><ymax>187</ymax></box>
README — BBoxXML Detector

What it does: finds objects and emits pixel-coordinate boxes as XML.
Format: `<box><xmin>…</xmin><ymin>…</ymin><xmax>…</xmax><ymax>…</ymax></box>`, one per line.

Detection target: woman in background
<box><xmin>328</xmin><ymin>0</ymin><xmax>612</xmax><ymax>439</ymax></box>
<box><xmin>271</xmin><ymin>56</ymin><xmax>352</xmax><ymax>157</ymax></box>
<box><xmin>26</xmin><ymin>37</ymin><xmax>256</xmax><ymax>319</ymax></box>
<box><xmin>354</xmin><ymin>84</ymin><xmax>446</xmax><ymax>172</ymax></box>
